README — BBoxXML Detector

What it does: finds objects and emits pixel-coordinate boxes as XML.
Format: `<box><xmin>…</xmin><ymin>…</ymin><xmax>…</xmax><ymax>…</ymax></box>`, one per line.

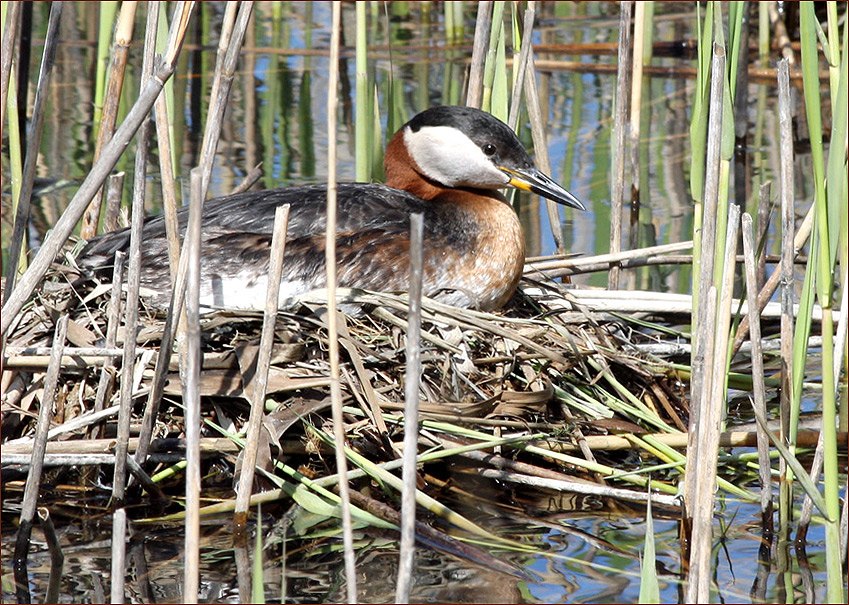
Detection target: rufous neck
<box><xmin>383</xmin><ymin>129</ymin><xmax>506</xmax><ymax>204</ymax></box>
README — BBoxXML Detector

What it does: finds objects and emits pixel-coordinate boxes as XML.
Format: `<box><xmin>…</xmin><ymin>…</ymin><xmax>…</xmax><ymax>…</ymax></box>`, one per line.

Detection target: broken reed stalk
<box><xmin>526</xmin><ymin>240</ymin><xmax>692</xmax><ymax>271</ymax></box>
<box><xmin>13</xmin><ymin>314</ymin><xmax>67</xmax><ymax>605</ymax></box>
<box><xmin>0</xmin><ymin>2</ymin><xmax>193</xmax><ymax>338</ymax></box>
<box><xmin>80</xmin><ymin>0</ymin><xmax>138</xmax><ymax>239</ymax></box>
<box><xmin>181</xmin><ymin>168</ymin><xmax>204</xmax><ymax>603</ymax></box>
<box><xmin>465</xmin><ymin>0</ymin><xmax>492</xmax><ymax>109</ymax></box>
<box><xmin>37</xmin><ymin>507</ymin><xmax>64</xmax><ymax>604</ymax></box>
<box><xmin>234</xmin><ymin>204</ymin><xmax>290</xmax><ymax>522</ymax></box>
<box><xmin>730</xmin><ymin>203</ymin><xmax>814</xmax><ymax>356</ymax></box>
<box><xmin>112</xmin><ymin>8</ymin><xmax>158</xmax><ymax>505</ymax></box>
<box><xmin>0</xmin><ymin>1</ymin><xmax>21</xmax><ymax>140</ymax></box>
<box><xmin>755</xmin><ymin>181</ymin><xmax>771</xmax><ymax>290</ymax></box>
<box><xmin>2</xmin><ymin>2</ymin><xmax>62</xmax><ymax>311</ymax></box>
<box><xmin>396</xmin><ymin>213</ymin><xmax>425</xmax><ymax>604</ymax></box>
<box><xmin>91</xmin><ymin>250</ymin><xmax>126</xmax><ymax>439</ymax></box>
<box><xmin>685</xmin><ymin>42</ymin><xmax>725</xmax><ymax>515</ymax></box>
<box><xmin>608</xmin><ymin>0</ymin><xmax>633</xmax><ymax>289</ymax></box>
<box><xmin>324</xmin><ymin>4</ymin><xmax>357</xmax><ymax>603</ymax></box>
<box><xmin>110</xmin><ymin>507</ymin><xmax>127</xmax><ymax>604</ymax></box>
<box><xmin>102</xmin><ymin>171</ymin><xmax>126</xmax><ymax>234</ymax></box>
<box><xmin>741</xmin><ymin>213</ymin><xmax>774</xmax><ymax>515</ymax></box>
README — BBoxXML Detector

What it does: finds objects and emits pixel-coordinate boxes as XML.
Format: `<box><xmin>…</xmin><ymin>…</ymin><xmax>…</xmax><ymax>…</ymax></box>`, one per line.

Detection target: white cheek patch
<box><xmin>404</xmin><ymin>126</ymin><xmax>509</xmax><ymax>188</ymax></box>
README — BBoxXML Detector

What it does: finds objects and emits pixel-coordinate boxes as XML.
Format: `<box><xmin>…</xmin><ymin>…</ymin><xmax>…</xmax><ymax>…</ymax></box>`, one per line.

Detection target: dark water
<box><xmin>1</xmin><ymin>2</ymin><xmax>842</xmax><ymax>603</ymax></box>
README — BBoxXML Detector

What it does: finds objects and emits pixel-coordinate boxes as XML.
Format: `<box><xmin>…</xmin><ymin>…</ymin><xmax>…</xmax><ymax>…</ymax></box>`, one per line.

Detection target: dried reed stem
<box><xmin>608</xmin><ymin>0</ymin><xmax>633</xmax><ymax>289</ymax></box>
<box><xmin>325</xmin><ymin>3</ymin><xmax>357</xmax><ymax>602</ymax></box>
<box><xmin>685</xmin><ymin>43</ymin><xmax>725</xmax><ymax>515</ymax></box>
<box><xmin>235</xmin><ymin>204</ymin><xmax>290</xmax><ymax>521</ymax></box>
<box><xmin>91</xmin><ymin>250</ymin><xmax>126</xmax><ymax>439</ymax></box>
<box><xmin>110</xmin><ymin>507</ymin><xmax>127</xmax><ymax>603</ymax></box>
<box><xmin>742</xmin><ymin>213</ymin><xmax>773</xmax><ymax>515</ymax></box>
<box><xmin>181</xmin><ymin>168</ymin><xmax>204</xmax><ymax>603</ymax></box>
<box><xmin>102</xmin><ymin>171</ymin><xmax>126</xmax><ymax>234</ymax></box>
<box><xmin>13</xmin><ymin>314</ymin><xmax>67</xmax><ymax>605</ymax></box>
<box><xmin>112</xmin><ymin>6</ymin><xmax>158</xmax><ymax>505</ymax></box>
<box><xmin>777</xmin><ymin>59</ymin><xmax>795</xmax><ymax>450</ymax></box>
<box><xmin>690</xmin><ymin>204</ymin><xmax>741</xmax><ymax>603</ymax></box>
<box><xmin>396</xmin><ymin>213</ymin><xmax>424</xmax><ymax>603</ymax></box>
<box><xmin>466</xmin><ymin>1</ymin><xmax>492</xmax><ymax>109</ymax></box>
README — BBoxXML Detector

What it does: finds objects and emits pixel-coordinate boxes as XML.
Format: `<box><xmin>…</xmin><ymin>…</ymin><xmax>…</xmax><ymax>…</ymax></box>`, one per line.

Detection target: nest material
<box><xmin>2</xmin><ymin>263</ymin><xmax>688</xmax><ymax>503</ymax></box>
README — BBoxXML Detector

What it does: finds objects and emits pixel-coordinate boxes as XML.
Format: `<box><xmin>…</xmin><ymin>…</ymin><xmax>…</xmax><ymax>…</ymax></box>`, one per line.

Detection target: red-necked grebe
<box><xmin>78</xmin><ymin>105</ymin><xmax>585</xmax><ymax>311</ymax></box>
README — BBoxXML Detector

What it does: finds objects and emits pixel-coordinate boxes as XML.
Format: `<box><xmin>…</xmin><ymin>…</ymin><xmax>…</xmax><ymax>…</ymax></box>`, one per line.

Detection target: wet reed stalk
<box><xmin>607</xmin><ymin>0</ymin><xmax>633</xmax><ymax>288</ymax></box>
<box><xmin>0</xmin><ymin>3</ymin><xmax>192</xmax><ymax>337</ymax></box>
<box><xmin>396</xmin><ymin>213</ymin><xmax>424</xmax><ymax>603</ymax></box>
<box><xmin>37</xmin><ymin>507</ymin><xmax>64</xmax><ymax>604</ymax></box>
<box><xmin>3</xmin><ymin>1</ymin><xmax>61</xmax><ymax>302</ymax></box>
<box><xmin>181</xmin><ymin>167</ymin><xmax>204</xmax><ymax>603</ymax></box>
<box><xmin>741</xmin><ymin>213</ymin><xmax>773</xmax><ymax>515</ymax></box>
<box><xmin>80</xmin><ymin>0</ymin><xmax>138</xmax><ymax>239</ymax></box>
<box><xmin>110</xmin><ymin>507</ymin><xmax>127</xmax><ymax>603</ymax></box>
<box><xmin>324</xmin><ymin>3</ymin><xmax>358</xmax><ymax>602</ymax></box>
<box><xmin>234</xmin><ymin>204</ymin><xmax>290</xmax><ymax>521</ymax></box>
<box><xmin>13</xmin><ymin>314</ymin><xmax>67</xmax><ymax>605</ymax></box>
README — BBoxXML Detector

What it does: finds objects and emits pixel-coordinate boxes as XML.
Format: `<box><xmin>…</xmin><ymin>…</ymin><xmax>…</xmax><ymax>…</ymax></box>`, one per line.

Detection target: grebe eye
<box><xmin>482</xmin><ymin>143</ymin><xmax>496</xmax><ymax>156</ymax></box>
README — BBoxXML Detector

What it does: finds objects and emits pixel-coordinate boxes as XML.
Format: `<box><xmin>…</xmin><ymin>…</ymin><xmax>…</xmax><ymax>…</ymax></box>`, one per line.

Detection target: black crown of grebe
<box><xmin>78</xmin><ymin>106</ymin><xmax>585</xmax><ymax>311</ymax></box>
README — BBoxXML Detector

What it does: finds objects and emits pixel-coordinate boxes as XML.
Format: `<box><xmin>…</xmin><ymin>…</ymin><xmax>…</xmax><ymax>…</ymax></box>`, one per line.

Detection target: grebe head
<box><xmin>386</xmin><ymin>105</ymin><xmax>585</xmax><ymax>210</ymax></box>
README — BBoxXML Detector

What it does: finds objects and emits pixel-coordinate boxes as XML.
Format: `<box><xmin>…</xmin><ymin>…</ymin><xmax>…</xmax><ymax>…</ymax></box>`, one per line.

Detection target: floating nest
<box><xmin>3</xmin><ymin>257</ymin><xmax>691</xmax><ymax>574</ymax></box>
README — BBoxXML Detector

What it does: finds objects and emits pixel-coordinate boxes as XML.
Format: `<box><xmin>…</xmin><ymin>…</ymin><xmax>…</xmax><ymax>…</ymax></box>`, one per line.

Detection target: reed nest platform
<box><xmin>3</xmin><ymin>258</ymin><xmax>693</xmax><ymax>504</ymax></box>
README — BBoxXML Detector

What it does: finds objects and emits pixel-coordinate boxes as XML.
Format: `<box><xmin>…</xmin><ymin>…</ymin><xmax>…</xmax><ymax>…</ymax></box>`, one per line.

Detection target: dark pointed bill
<box><xmin>500</xmin><ymin>166</ymin><xmax>586</xmax><ymax>211</ymax></box>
